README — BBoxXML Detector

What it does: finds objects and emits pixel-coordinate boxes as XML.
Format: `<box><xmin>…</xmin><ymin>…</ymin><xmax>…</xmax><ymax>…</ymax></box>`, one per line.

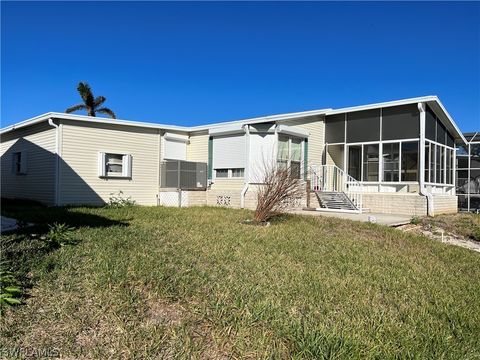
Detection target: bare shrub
<box><xmin>253</xmin><ymin>161</ymin><xmax>304</xmax><ymax>223</ymax></box>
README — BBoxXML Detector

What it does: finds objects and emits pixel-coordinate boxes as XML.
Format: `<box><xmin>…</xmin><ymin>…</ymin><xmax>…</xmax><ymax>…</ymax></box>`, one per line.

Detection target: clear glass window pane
<box><xmin>471</xmin><ymin>170</ymin><xmax>480</xmax><ymax>194</ymax></box>
<box><xmin>106</xmin><ymin>153</ymin><xmax>123</xmax><ymax>173</ymax></box>
<box><xmin>363</xmin><ymin>144</ymin><xmax>379</xmax><ymax>181</ymax></box>
<box><xmin>471</xmin><ymin>144</ymin><xmax>480</xmax><ymax>168</ymax></box>
<box><xmin>435</xmin><ymin>145</ymin><xmax>441</xmax><ymax>183</ymax></box>
<box><xmin>216</xmin><ymin>169</ymin><xmax>228</xmax><ymax>178</ymax></box>
<box><xmin>278</xmin><ymin>135</ymin><xmax>289</xmax><ymax>160</ymax></box>
<box><xmin>446</xmin><ymin>148</ymin><xmax>452</xmax><ymax>184</ymax></box>
<box><xmin>401</xmin><ymin>142</ymin><xmax>418</xmax><ymax>181</ymax></box>
<box><xmin>231</xmin><ymin>168</ymin><xmax>244</xmax><ymax>178</ymax></box>
<box><xmin>291</xmin><ymin>138</ymin><xmax>302</xmax><ymax>161</ymax></box>
<box><xmin>424</xmin><ymin>142</ymin><xmax>430</xmax><ymax>183</ymax></box>
<box><xmin>383</xmin><ymin>143</ymin><xmax>399</xmax><ymax>182</ymax></box>
<box><xmin>348</xmin><ymin>145</ymin><xmax>361</xmax><ymax>181</ymax></box>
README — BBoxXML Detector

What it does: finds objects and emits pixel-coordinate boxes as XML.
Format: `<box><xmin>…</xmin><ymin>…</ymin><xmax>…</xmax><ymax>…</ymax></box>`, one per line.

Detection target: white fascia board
<box><xmin>1</xmin><ymin>108</ymin><xmax>329</xmax><ymax>136</ymax></box>
<box><xmin>426</xmin><ymin>98</ymin><xmax>467</xmax><ymax>145</ymax></box>
<box><xmin>208</xmin><ymin>124</ymin><xmax>245</xmax><ymax>136</ymax></box>
<box><xmin>324</xmin><ymin>96</ymin><xmax>439</xmax><ymax>116</ymax></box>
<box><xmin>192</xmin><ymin>108</ymin><xmax>330</xmax><ymax>132</ymax></box>
<box><xmin>277</xmin><ymin>124</ymin><xmax>309</xmax><ymax>138</ymax></box>
<box><xmin>164</xmin><ymin>132</ymin><xmax>189</xmax><ymax>142</ymax></box>
<box><xmin>324</xmin><ymin>95</ymin><xmax>467</xmax><ymax>146</ymax></box>
<box><xmin>0</xmin><ymin>112</ymin><xmax>191</xmax><ymax>135</ymax></box>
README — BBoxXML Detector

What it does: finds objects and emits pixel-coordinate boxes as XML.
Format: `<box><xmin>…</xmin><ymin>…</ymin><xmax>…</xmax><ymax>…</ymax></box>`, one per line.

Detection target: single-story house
<box><xmin>0</xmin><ymin>96</ymin><xmax>471</xmax><ymax>216</ymax></box>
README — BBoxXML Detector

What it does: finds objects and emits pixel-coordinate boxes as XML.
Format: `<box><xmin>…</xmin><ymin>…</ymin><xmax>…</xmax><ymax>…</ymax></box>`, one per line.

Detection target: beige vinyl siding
<box><xmin>59</xmin><ymin>120</ymin><xmax>160</xmax><ymax>206</ymax></box>
<box><xmin>0</xmin><ymin>122</ymin><xmax>56</xmax><ymax>205</ymax></box>
<box><xmin>282</xmin><ymin>115</ymin><xmax>325</xmax><ymax>169</ymax></box>
<box><xmin>210</xmin><ymin>178</ymin><xmax>244</xmax><ymax>190</ymax></box>
<box><xmin>187</xmin><ymin>132</ymin><xmax>209</xmax><ymax>163</ymax></box>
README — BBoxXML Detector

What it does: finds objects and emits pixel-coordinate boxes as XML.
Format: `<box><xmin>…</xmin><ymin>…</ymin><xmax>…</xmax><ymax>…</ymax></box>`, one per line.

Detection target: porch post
<box><xmin>343</xmin><ymin>113</ymin><xmax>347</xmax><ymax>173</ymax></box>
<box><xmin>419</xmin><ymin>103</ymin><xmax>426</xmax><ymax>189</ymax></box>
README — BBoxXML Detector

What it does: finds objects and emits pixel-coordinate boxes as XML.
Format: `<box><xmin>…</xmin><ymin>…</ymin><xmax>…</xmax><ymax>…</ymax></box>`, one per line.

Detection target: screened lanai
<box><xmin>324</xmin><ymin>102</ymin><xmax>457</xmax><ymax>194</ymax></box>
<box><xmin>457</xmin><ymin>132</ymin><xmax>480</xmax><ymax>212</ymax></box>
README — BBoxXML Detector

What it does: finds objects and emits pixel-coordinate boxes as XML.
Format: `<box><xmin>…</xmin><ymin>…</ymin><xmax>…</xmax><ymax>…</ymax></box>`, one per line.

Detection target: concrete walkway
<box><xmin>289</xmin><ymin>209</ymin><xmax>412</xmax><ymax>227</ymax></box>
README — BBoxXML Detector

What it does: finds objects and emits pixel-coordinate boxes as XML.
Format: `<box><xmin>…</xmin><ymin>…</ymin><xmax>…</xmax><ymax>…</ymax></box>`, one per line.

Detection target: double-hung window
<box><xmin>99</xmin><ymin>152</ymin><xmax>132</xmax><ymax>178</ymax></box>
<box><xmin>277</xmin><ymin>135</ymin><xmax>302</xmax><ymax>179</ymax></box>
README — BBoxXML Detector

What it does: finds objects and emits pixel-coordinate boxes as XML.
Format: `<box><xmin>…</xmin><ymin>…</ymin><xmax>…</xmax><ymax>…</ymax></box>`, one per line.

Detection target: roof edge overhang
<box><xmin>323</xmin><ymin>96</ymin><xmax>467</xmax><ymax>146</ymax></box>
<box><xmin>1</xmin><ymin>108</ymin><xmax>330</xmax><ymax>136</ymax></box>
<box><xmin>0</xmin><ymin>96</ymin><xmax>468</xmax><ymax>145</ymax></box>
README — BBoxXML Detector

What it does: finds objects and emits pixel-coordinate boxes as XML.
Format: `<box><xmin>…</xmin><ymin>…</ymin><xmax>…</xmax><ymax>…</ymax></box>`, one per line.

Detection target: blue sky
<box><xmin>2</xmin><ymin>1</ymin><xmax>479</xmax><ymax>131</ymax></box>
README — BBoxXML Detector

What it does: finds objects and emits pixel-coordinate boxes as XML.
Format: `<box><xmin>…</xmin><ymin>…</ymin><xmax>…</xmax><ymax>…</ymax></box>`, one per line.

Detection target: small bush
<box><xmin>410</xmin><ymin>216</ymin><xmax>421</xmax><ymax>225</ymax></box>
<box><xmin>108</xmin><ymin>191</ymin><xmax>136</xmax><ymax>208</ymax></box>
<box><xmin>0</xmin><ymin>265</ymin><xmax>22</xmax><ymax>308</ymax></box>
<box><xmin>254</xmin><ymin>162</ymin><xmax>303</xmax><ymax>223</ymax></box>
<box><xmin>44</xmin><ymin>223</ymin><xmax>75</xmax><ymax>249</ymax></box>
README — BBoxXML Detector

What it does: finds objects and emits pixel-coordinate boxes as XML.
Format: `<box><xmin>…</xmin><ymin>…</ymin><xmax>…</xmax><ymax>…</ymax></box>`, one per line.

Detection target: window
<box><xmin>325</xmin><ymin>114</ymin><xmax>345</xmax><ymax>143</ymax></box>
<box><xmin>383</xmin><ymin>143</ymin><xmax>399</xmax><ymax>182</ymax></box>
<box><xmin>231</xmin><ymin>168</ymin><xmax>245</xmax><ymax>178</ymax></box>
<box><xmin>382</xmin><ymin>104</ymin><xmax>419</xmax><ymax>141</ymax></box>
<box><xmin>215</xmin><ymin>169</ymin><xmax>228</xmax><ymax>178</ymax></box>
<box><xmin>446</xmin><ymin>148</ymin><xmax>452</xmax><ymax>184</ymax></box>
<box><xmin>12</xmin><ymin>151</ymin><xmax>27</xmax><ymax>175</ymax></box>
<box><xmin>215</xmin><ymin>168</ymin><xmax>244</xmax><ymax>179</ymax></box>
<box><xmin>362</xmin><ymin>144</ymin><xmax>379</xmax><ymax>181</ymax></box>
<box><xmin>106</xmin><ymin>154</ymin><xmax>123</xmax><ymax>174</ymax></box>
<box><xmin>401</xmin><ymin>142</ymin><xmax>418</xmax><ymax>181</ymax></box>
<box><xmin>98</xmin><ymin>153</ymin><xmax>132</xmax><ymax>178</ymax></box>
<box><xmin>347</xmin><ymin>109</ymin><xmax>380</xmax><ymax>143</ymax></box>
<box><xmin>435</xmin><ymin>145</ymin><xmax>442</xmax><ymax>183</ymax></box>
<box><xmin>277</xmin><ymin>135</ymin><xmax>303</xmax><ymax>179</ymax></box>
<box><xmin>347</xmin><ymin>145</ymin><xmax>361</xmax><ymax>181</ymax></box>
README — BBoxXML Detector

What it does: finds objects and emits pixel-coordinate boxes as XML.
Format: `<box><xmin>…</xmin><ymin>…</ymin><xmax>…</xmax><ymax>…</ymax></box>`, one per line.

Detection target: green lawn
<box><xmin>1</xmin><ymin>202</ymin><xmax>480</xmax><ymax>359</ymax></box>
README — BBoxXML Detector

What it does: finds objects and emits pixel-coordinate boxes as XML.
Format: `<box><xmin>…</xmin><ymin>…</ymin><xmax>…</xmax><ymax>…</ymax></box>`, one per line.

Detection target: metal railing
<box><xmin>310</xmin><ymin>164</ymin><xmax>363</xmax><ymax>212</ymax></box>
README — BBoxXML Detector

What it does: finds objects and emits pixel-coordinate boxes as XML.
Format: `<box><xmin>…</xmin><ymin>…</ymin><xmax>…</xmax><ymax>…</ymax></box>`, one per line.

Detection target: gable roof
<box><xmin>0</xmin><ymin>96</ymin><xmax>467</xmax><ymax>144</ymax></box>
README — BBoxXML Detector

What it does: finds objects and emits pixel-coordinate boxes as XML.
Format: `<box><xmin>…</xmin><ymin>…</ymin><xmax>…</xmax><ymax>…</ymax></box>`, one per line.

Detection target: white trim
<box><xmin>276</xmin><ymin>124</ymin><xmax>309</xmax><ymax>138</ymax></box>
<box><xmin>48</xmin><ymin>118</ymin><xmax>60</xmax><ymax>205</ymax></box>
<box><xmin>163</xmin><ymin>132</ymin><xmax>189</xmax><ymax>142</ymax></box>
<box><xmin>209</xmin><ymin>124</ymin><xmax>245</xmax><ymax>136</ymax></box>
<box><xmin>2</xmin><ymin>96</ymin><xmax>466</xmax><ymax>145</ymax></box>
<box><xmin>379</xmin><ymin>108</ymin><xmax>383</xmax><ymax>183</ymax></box>
<box><xmin>99</xmin><ymin>151</ymin><xmax>132</xmax><ymax>179</ymax></box>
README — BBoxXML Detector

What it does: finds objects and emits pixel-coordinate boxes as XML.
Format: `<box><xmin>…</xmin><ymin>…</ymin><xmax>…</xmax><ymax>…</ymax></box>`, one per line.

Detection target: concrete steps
<box><xmin>314</xmin><ymin>191</ymin><xmax>358</xmax><ymax>211</ymax></box>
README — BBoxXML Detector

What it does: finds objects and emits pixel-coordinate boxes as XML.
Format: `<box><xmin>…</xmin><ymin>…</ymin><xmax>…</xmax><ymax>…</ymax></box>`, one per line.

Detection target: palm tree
<box><xmin>65</xmin><ymin>82</ymin><xmax>116</xmax><ymax>118</ymax></box>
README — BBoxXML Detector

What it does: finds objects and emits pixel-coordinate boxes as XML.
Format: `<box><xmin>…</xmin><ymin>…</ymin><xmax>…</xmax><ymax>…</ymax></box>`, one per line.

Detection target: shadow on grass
<box><xmin>1</xmin><ymin>199</ymin><xmax>129</xmax><ymax>303</ymax></box>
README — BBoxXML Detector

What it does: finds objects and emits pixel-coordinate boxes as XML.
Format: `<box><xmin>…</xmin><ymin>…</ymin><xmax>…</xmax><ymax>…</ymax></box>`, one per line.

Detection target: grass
<box><xmin>419</xmin><ymin>212</ymin><xmax>480</xmax><ymax>241</ymax></box>
<box><xmin>1</xmin><ymin>201</ymin><xmax>480</xmax><ymax>359</ymax></box>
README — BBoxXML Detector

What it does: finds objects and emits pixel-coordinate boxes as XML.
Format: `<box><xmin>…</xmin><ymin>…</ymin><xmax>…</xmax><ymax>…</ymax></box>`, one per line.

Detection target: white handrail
<box><xmin>310</xmin><ymin>164</ymin><xmax>363</xmax><ymax>212</ymax></box>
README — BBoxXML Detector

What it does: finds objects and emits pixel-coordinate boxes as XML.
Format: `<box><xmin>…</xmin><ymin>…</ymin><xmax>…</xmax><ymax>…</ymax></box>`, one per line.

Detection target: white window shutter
<box><xmin>122</xmin><ymin>154</ymin><xmax>132</xmax><ymax>177</ymax></box>
<box><xmin>98</xmin><ymin>152</ymin><xmax>106</xmax><ymax>177</ymax></box>
<box><xmin>20</xmin><ymin>151</ymin><xmax>27</xmax><ymax>174</ymax></box>
<box><xmin>213</xmin><ymin>134</ymin><xmax>246</xmax><ymax>169</ymax></box>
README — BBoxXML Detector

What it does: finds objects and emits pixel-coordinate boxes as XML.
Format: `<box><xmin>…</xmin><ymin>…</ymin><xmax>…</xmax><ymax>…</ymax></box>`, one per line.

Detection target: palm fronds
<box><xmin>65</xmin><ymin>103</ymin><xmax>87</xmax><ymax>114</ymax></box>
<box><xmin>96</xmin><ymin>107</ymin><xmax>116</xmax><ymax>119</ymax></box>
<box><xmin>65</xmin><ymin>82</ymin><xmax>116</xmax><ymax>119</ymax></box>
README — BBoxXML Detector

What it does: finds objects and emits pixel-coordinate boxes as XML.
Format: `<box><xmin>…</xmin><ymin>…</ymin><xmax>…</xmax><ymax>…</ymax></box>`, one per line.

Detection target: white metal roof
<box><xmin>0</xmin><ymin>96</ymin><xmax>468</xmax><ymax>144</ymax></box>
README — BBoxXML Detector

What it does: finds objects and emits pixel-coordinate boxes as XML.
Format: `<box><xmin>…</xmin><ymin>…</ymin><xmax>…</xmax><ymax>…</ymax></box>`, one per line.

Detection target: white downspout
<box><xmin>418</xmin><ymin>103</ymin><xmax>434</xmax><ymax>216</ymax></box>
<box><xmin>240</xmin><ymin>125</ymin><xmax>250</xmax><ymax>208</ymax></box>
<box><xmin>48</xmin><ymin>118</ymin><xmax>60</xmax><ymax>206</ymax></box>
